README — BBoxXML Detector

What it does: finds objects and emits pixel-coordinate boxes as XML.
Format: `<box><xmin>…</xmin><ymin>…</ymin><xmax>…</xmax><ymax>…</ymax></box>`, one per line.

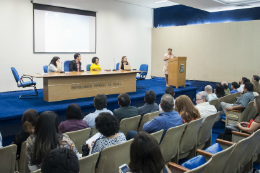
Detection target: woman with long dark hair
<box><xmin>48</xmin><ymin>56</ymin><xmax>61</xmax><ymax>72</ymax></box>
<box><xmin>119</xmin><ymin>56</ymin><xmax>130</xmax><ymax>70</ymax></box>
<box><xmin>214</xmin><ymin>84</ymin><xmax>225</xmax><ymax>98</ymax></box>
<box><xmin>26</xmin><ymin>111</ymin><xmax>77</xmax><ymax>171</ymax></box>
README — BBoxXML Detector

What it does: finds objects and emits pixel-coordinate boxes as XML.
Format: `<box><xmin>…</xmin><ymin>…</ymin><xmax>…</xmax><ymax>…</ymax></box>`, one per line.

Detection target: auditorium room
<box><xmin>1</xmin><ymin>0</ymin><xmax>260</xmax><ymax>172</ymax></box>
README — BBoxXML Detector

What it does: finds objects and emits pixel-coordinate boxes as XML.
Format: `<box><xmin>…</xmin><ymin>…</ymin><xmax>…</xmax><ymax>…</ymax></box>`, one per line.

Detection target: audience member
<box><xmin>138</xmin><ymin>90</ymin><xmax>159</xmax><ymax>118</ymax></box>
<box><xmin>14</xmin><ymin>109</ymin><xmax>38</xmax><ymax>159</ymax></box>
<box><xmin>41</xmin><ymin>148</ymin><xmax>79</xmax><ymax>173</ymax></box>
<box><xmin>126</xmin><ymin>94</ymin><xmax>182</xmax><ymax>140</ymax></box>
<box><xmin>252</xmin><ymin>75</ymin><xmax>260</xmax><ymax>95</ymax></box>
<box><xmin>205</xmin><ymin>85</ymin><xmax>217</xmax><ymax>102</ymax></box>
<box><xmin>83</xmin><ymin>94</ymin><xmax>113</xmax><ymax>128</ymax></box>
<box><xmin>230</xmin><ymin>82</ymin><xmax>240</xmax><ymax>94</ymax></box>
<box><xmin>125</xmin><ymin>132</ymin><xmax>171</xmax><ymax>173</ymax></box>
<box><xmin>216</xmin><ymin>82</ymin><xmax>255</xmax><ymax>122</ymax></box>
<box><xmin>222</xmin><ymin>81</ymin><xmax>231</xmax><ymax>96</ymax></box>
<box><xmin>195</xmin><ymin>91</ymin><xmax>217</xmax><ymax>122</ymax></box>
<box><xmin>26</xmin><ymin>111</ymin><xmax>78</xmax><ymax>172</ymax></box>
<box><xmin>238</xmin><ymin>77</ymin><xmax>250</xmax><ymax>92</ymax></box>
<box><xmin>214</xmin><ymin>84</ymin><xmax>225</xmax><ymax>98</ymax></box>
<box><xmin>113</xmin><ymin>93</ymin><xmax>138</xmax><ymax>121</ymax></box>
<box><xmin>88</xmin><ymin>112</ymin><xmax>126</xmax><ymax>154</ymax></box>
<box><xmin>59</xmin><ymin>103</ymin><xmax>88</xmax><ymax>133</ymax></box>
<box><xmin>175</xmin><ymin>95</ymin><xmax>201</xmax><ymax>123</ymax></box>
<box><xmin>159</xmin><ymin>87</ymin><xmax>175</xmax><ymax>112</ymax></box>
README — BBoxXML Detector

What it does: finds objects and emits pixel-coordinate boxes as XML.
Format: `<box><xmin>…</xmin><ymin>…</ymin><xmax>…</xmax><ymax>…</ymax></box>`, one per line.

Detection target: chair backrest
<box><xmin>96</xmin><ymin>139</ymin><xmax>133</xmax><ymax>173</ymax></box>
<box><xmin>186</xmin><ymin>158</ymin><xmax>212</xmax><ymax>173</ymax></box>
<box><xmin>19</xmin><ymin>141</ymin><xmax>30</xmax><ymax>173</ymax></box>
<box><xmin>119</xmin><ymin>115</ymin><xmax>141</xmax><ymax>136</ymax></box>
<box><xmin>86</xmin><ymin>64</ymin><xmax>91</xmax><ymax>71</ymax></box>
<box><xmin>209</xmin><ymin>99</ymin><xmax>219</xmax><ymax>110</ymax></box>
<box><xmin>64</xmin><ymin>60</ymin><xmax>71</xmax><ymax>72</ymax></box>
<box><xmin>233</xmin><ymin>92</ymin><xmax>241</xmax><ymax>99</ymax></box>
<box><xmin>197</xmin><ymin>113</ymin><xmax>218</xmax><ymax>149</ymax></box>
<box><xmin>11</xmin><ymin>67</ymin><xmax>20</xmax><ymax>83</ymax></box>
<box><xmin>65</xmin><ymin>128</ymin><xmax>91</xmax><ymax>154</ymax></box>
<box><xmin>139</xmin><ymin>64</ymin><xmax>148</xmax><ymax>76</ymax></box>
<box><xmin>150</xmin><ymin>129</ymin><xmax>164</xmax><ymax>144</ymax></box>
<box><xmin>79</xmin><ymin>152</ymin><xmax>99</xmax><ymax>173</ymax></box>
<box><xmin>219</xmin><ymin>94</ymin><xmax>236</xmax><ymax>104</ymax></box>
<box><xmin>43</xmin><ymin>65</ymin><xmax>48</xmax><ymax>73</ymax></box>
<box><xmin>91</xmin><ymin>126</ymin><xmax>99</xmax><ymax>138</ymax></box>
<box><xmin>160</xmin><ymin>124</ymin><xmax>187</xmax><ymax>163</ymax></box>
<box><xmin>116</xmin><ymin>63</ymin><xmax>119</xmax><ymax>70</ymax></box>
<box><xmin>241</xmin><ymin>101</ymin><xmax>257</xmax><ymax>122</ymax></box>
<box><xmin>253</xmin><ymin>129</ymin><xmax>260</xmax><ymax>158</ymax></box>
<box><xmin>34</xmin><ymin>169</ymin><xmax>41</xmax><ymax>173</ymax></box>
<box><xmin>0</xmin><ymin>144</ymin><xmax>17</xmax><ymax>173</ymax></box>
<box><xmin>138</xmin><ymin>111</ymin><xmax>159</xmax><ymax>132</ymax></box>
<box><xmin>179</xmin><ymin>118</ymin><xmax>203</xmax><ymax>156</ymax></box>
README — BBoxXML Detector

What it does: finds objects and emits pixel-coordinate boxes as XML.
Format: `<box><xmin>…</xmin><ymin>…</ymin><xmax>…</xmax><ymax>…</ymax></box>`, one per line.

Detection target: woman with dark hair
<box><xmin>48</xmin><ymin>56</ymin><xmax>61</xmax><ymax>73</ymax></box>
<box><xmin>14</xmin><ymin>109</ymin><xmax>38</xmax><ymax>159</ymax></box>
<box><xmin>126</xmin><ymin>132</ymin><xmax>171</xmax><ymax>173</ymax></box>
<box><xmin>88</xmin><ymin>112</ymin><xmax>126</xmax><ymax>154</ymax></box>
<box><xmin>90</xmin><ymin>57</ymin><xmax>101</xmax><ymax>71</ymax></box>
<box><xmin>59</xmin><ymin>103</ymin><xmax>88</xmax><ymax>133</ymax></box>
<box><xmin>26</xmin><ymin>111</ymin><xmax>77</xmax><ymax>171</ymax></box>
<box><xmin>230</xmin><ymin>82</ymin><xmax>240</xmax><ymax>94</ymax></box>
<box><xmin>119</xmin><ymin>56</ymin><xmax>130</xmax><ymax>70</ymax></box>
<box><xmin>214</xmin><ymin>84</ymin><xmax>225</xmax><ymax>98</ymax></box>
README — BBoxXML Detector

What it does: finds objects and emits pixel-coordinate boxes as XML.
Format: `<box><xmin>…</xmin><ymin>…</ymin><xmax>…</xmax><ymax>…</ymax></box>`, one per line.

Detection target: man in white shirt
<box><xmin>237</xmin><ymin>77</ymin><xmax>250</xmax><ymax>92</ymax></box>
<box><xmin>196</xmin><ymin>91</ymin><xmax>217</xmax><ymax>122</ymax></box>
<box><xmin>205</xmin><ymin>85</ymin><xmax>217</xmax><ymax>102</ymax></box>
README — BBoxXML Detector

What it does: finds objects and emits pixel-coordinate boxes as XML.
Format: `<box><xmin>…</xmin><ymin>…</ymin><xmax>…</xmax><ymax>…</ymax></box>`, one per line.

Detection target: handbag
<box><xmin>82</xmin><ymin>144</ymin><xmax>90</xmax><ymax>157</ymax></box>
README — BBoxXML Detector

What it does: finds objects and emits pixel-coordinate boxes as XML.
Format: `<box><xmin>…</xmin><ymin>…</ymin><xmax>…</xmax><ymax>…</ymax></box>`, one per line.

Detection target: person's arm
<box><xmin>237</xmin><ymin>121</ymin><xmax>260</xmax><ymax>134</ymax></box>
<box><xmin>226</xmin><ymin>105</ymin><xmax>245</xmax><ymax>111</ymax></box>
<box><xmin>163</xmin><ymin>55</ymin><xmax>170</xmax><ymax>61</ymax></box>
<box><xmin>119</xmin><ymin>63</ymin><xmax>122</xmax><ymax>70</ymax></box>
<box><xmin>56</xmin><ymin>61</ymin><xmax>61</xmax><ymax>72</ymax></box>
<box><xmin>143</xmin><ymin>119</ymin><xmax>158</xmax><ymax>133</ymax></box>
<box><xmin>92</xmin><ymin>68</ymin><xmax>98</xmax><ymax>71</ymax></box>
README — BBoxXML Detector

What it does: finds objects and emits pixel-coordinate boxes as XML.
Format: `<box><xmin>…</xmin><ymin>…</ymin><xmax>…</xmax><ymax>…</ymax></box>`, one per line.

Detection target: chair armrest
<box><xmin>216</xmin><ymin>139</ymin><xmax>234</xmax><ymax>146</ymax></box>
<box><xmin>196</xmin><ymin>149</ymin><xmax>214</xmax><ymax>157</ymax></box>
<box><xmin>231</xmin><ymin>131</ymin><xmax>250</xmax><ymax>137</ymax></box>
<box><xmin>168</xmin><ymin>162</ymin><xmax>190</xmax><ymax>172</ymax></box>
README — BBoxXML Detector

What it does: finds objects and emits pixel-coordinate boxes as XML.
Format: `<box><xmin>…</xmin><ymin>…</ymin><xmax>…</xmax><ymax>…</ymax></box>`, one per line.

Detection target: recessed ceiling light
<box><xmin>213</xmin><ymin>0</ymin><xmax>260</xmax><ymax>5</ymax></box>
<box><xmin>154</xmin><ymin>0</ymin><xmax>168</xmax><ymax>3</ymax></box>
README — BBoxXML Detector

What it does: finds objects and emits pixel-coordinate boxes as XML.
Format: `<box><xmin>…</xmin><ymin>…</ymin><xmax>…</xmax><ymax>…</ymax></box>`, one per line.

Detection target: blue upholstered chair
<box><xmin>136</xmin><ymin>64</ymin><xmax>148</xmax><ymax>80</ymax></box>
<box><xmin>116</xmin><ymin>63</ymin><xmax>119</xmax><ymax>70</ymax></box>
<box><xmin>43</xmin><ymin>65</ymin><xmax>48</xmax><ymax>73</ymax></box>
<box><xmin>86</xmin><ymin>64</ymin><xmax>91</xmax><ymax>71</ymax></box>
<box><xmin>11</xmin><ymin>67</ymin><xmax>38</xmax><ymax>99</ymax></box>
<box><xmin>64</xmin><ymin>60</ymin><xmax>71</xmax><ymax>72</ymax></box>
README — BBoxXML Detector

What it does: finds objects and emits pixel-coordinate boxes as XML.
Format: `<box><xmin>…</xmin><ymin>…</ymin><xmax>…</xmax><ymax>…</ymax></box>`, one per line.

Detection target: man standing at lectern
<box><xmin>163</xmin><ymin>48</ymin><xmax>175</xmax><ymax>87</ymax></box>
<box><xmin>69</xmin><ymin>53</ymin><xmax>82</xmax><ymax>72</ymax></box>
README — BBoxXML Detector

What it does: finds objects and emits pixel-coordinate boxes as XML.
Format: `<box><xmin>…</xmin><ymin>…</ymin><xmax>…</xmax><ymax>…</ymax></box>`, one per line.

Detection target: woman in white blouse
<box><xmin>163</xmin><ymin>48</ymin><xmax>175</xmax><ymax>87</ymax></box>
<box><xmin>48</xmin><ymin>56</ymin><xmax>61</xmax><ymax>73</ymax></box>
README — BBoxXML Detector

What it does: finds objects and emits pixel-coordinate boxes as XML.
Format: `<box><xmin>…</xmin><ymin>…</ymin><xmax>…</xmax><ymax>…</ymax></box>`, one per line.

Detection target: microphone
<box><xmin>113</xmin><ymin>58</ymin><xmax>116</xmax><ymax>71</ymax></box>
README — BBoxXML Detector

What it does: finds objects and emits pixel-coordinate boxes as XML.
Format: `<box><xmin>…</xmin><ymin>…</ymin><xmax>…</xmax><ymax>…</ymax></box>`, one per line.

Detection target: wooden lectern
<box><xmin>168</xmin><ymin>57</ymin><xmax>187</xmax><ymax>88</ymax></box>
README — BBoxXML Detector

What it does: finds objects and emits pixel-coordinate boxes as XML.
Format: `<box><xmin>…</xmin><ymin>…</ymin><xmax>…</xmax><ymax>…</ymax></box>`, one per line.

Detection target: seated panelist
<box><xmin>69</xmin><ymin>53</ymin><xmax>82</xmax><ymax>72</ymax></box>
<box><xmin>119</xmin><ymin>56</ymin><xmax>130</xmax><ymax>70</ymax></box>
<box><xmin>90</xmin><ymin>57</ymin><xmax>101</xmax><ymax>71</ymax></box>
<box><xmin>48</xmin><ymin>56</ymin><xmax>61</xmax><ymax>73</ymax></box>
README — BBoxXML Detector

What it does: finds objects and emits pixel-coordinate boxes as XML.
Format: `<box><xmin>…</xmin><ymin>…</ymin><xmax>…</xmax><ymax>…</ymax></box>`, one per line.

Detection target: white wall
<box><xmin>0</xmin><ymin>0</ymin><xmax>152</xmax><ymax>92</ymax></box>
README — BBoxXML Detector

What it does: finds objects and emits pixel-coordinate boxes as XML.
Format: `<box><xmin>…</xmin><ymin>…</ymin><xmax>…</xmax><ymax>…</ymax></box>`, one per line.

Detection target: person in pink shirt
<box><xmin>69</xmin><ymin>53</ymin><xmax>82</xmax><ymax>72</ymax></box>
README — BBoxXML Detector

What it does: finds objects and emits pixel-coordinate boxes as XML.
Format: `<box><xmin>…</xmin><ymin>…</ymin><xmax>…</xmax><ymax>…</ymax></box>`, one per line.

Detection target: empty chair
<box><xmin>116</xmin><ymin>63</ymin><xmax>119</xmax><ymax>70</ymax></box>
<box><xmin>34</xmin><ymin>169</ymin><xmax>41</xmax><ymax>173</ymax></box>
<box><xmin>209</xmin><ymin>99</ymin><xmax>219</xmax><ymax>111</ymax></box>
<box><xmin>160</xmin><ymin>124</ymin><xmax>187</xmax><ymax>163</ymax></box>
<box><xmin>150</xmin><ymin>129</ymin><xmax>164</xmax><ymax>144</ymax></box>
<box><xmin>178</xmin><ymin>118</ymin><xmax>203</xmax><ymax>162</ymax></box>
<box><xmin>86</xmin><ymin>64</ymin><xmax>91</xmax><ymax>71</ymax></box>
<box><xmin>138</xmin><ymin>111</ymin><xmax>159</xmax><ymax>132</ymax></box>
<box><xmin>65</xmin><ymin>128</ymin><xmax>91</xmax><ymax>154</ymax></box>
<box><xmin>96</xmin><ymin>139</ymin><xmax>133</xmax><ymax>173</ymax></box>
<box><xmin>18</xmin><ymin>141</ymin><xmax>30</xmax><ymax>173</ymax></box>
<box><xmin>0</xmin><ymin>144</ymin><xmax>17</xmax><ymax>173</ymax></box>
<box><xmin>64</xmin><ymin>60</ymin><xmax>71</xmax><ymax>72</ymax></box>
<box><xmin>43</xmin><ymin>65</ymin><xmax>48</xmax><ymax>73</ymax></box>
<box><xmin>197</xmin><ymin>113</ymin><xmax>218</xmax><ymax>150</ymax></box>
<box><xmin>119</xmin><ymin>115</ymin><xmax>141</xmax><ymax>136</ymax></box>
<box><xmin>79</xmin><ymin>152</ymin><xmax>99</xmax><ymax>173</ymax></box>
<box><xmin>218</xmin><ymin>94</ymin><xmax>236</xmax><ymax>105</ymax></box>
<box><xmin>136</xmin><ymin>64</ymin><xmax>148</xmax><ymax>80</ymax></box>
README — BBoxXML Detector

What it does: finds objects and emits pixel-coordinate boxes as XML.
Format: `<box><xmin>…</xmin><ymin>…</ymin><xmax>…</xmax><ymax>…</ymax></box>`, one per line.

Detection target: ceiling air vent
<box><xmin>213</xmin><ymin>0</ymin><xmax>260</xmax><ymax>5</ymax></box>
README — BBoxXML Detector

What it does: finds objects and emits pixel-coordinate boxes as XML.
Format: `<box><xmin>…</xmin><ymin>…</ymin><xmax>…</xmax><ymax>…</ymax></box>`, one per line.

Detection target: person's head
<box><xmin>94</xmin><ymin>94</ymin><xmax>107</xmax><ymax>110</ymax></box>
<box><xmin>118</xmin><ymin>93</ymin><xmax>131</xmax><ymax>107</ymax></box>
<box><xmin>129</xmin><ymin>132</ymin><xmax>165</xmax><ymax>173</ymax></box>
<box><xmin>22</xmin><ymin>109</ymin><xmax>38</xmax><ymax>133</ymax></box>
<box><xmin>175</xmin><ymin>95</ymin><xmax>201</xmax><ymax>120</ymax></box>
<box><xmin>205</xmin><ymin>85</ymin><xmax>213</xmax><ymax>94</ymax></box>
<box><xmin>121</xmin><ymin>56</ymin><xmax>127</xmax><ymax>63</ymax></box>
<box><xmin>244</xmin><ymin>82</ymin><xmax>254</xmax><ymax>92</ymax></box>
<box><xmin>252</xmin><ymin>75</ymin><xmax>260</xmax><ymax>83</ymax></box>
<box><xmin>32</xmin><ymin>111</ymin><xmax>61</xmax><ymax>165</ymax></box>
<box><xmin>66</xmin><ymin>103</ymin><xmax>82</xmax><ymax>120</ymax></box>
<box><xmin>196</xmin><ymin>91</ymin><xmax>209</xmax><ymax>104</ymax></box>
<box><xmin>144</xmin><ymin>90</ymin><xmax>156</xmax><ymax>104</ymax></box>
<box><xmin>215</xmin><ymin>84</ymin><xmax>225</xmax><ymax>98</ymax></box>
<box><xmin>50</xmin><ymin>56</ymin><xmax>60</xmax><ymax>66</ymax></box>
<box><xmin>221</xmin><ymin>81</ymin><xmax>229</xmax><ymax>90</ymax></box>
<box><xmin>165</xmin><ymin>87</ymin><xmax>175</xmax><ymax>97</ymax></box>
<box><xmin>74</xmin><ymin>53</ymin><xmax>81</xmax><ymax>61</ymax></box>
<box><xmin>231</xmin><ymin>82</ymin><xmax>240</xmax><ymax>90</ymax></box>
<box><xmin>160</xmin><ymin>94</ymin><xmax>174</xmax><ymax>112</ymax></box>
<box><xmin>254</xmin><ymin>96</ymin><xmax>260</xmax><ymax>114</ymax></box>
<box><xmin>240</xmin><ymin>77</ymin><xmax>250</xmax><ymax>85</ymax></box>
<box><xmin>92</xmin><ymin>57</ymin><xmax>99</xmax><ymax>64</ymax></box>
<box><xmin>41</xmin><ymin>148</ymin><xmax>79</xmax><ymax>173</ymax></box>
<box><xmin>95</xmin><ymin>112</ymin><xmax>119</xmax><ymax>137</ymax></box>
<box><xmin>168</xmin><ymin>48</ymin><xmax>172</xmax><ymax>54</ymax></box>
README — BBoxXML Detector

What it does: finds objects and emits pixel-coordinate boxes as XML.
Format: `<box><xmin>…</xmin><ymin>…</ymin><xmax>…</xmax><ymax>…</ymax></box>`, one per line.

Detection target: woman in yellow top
<box><xmin>90</xmin><ymin>57</ymin><xmax>101</xmax><ymax>71</ymax></box>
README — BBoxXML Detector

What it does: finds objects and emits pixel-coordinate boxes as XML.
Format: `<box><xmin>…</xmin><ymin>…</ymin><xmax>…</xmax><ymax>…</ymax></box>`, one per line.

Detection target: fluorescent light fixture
<box><xmin>154</xmin><ymin>0</ymin><xmax>168</xmax><ymax>3</ymax></box>
<box><xmin>214</xmin><ymin>0</ymin><xmax>260</xmax><ymax>5</ymax></box>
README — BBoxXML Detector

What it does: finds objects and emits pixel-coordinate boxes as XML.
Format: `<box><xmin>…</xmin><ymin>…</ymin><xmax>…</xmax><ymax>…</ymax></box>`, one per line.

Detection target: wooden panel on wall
<box><xmin>152</xmin><ymin>20</ymin><xmax>260</xmax><ymax>83</ymax></box>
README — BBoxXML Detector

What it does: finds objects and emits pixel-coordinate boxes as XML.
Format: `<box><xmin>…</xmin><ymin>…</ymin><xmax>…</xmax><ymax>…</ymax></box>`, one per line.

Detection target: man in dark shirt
<box><xmin>138</xmin><ymin>90</ymin><xmax>159</xmax><ymax>117</ymax></box>
<box><xmin>69</xmin><ymin>53</ymin><xmax>82</xmax><ymax>72</ymax></box>
<box><xmin>252</xmin><ymin>75</ymin><xmax>260</xmax><ymax>95</ymax></box>
<box><xmin>113</xmin><ymin>93</ymin><xmax>138</xmax><ymax>121</ymax></box>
